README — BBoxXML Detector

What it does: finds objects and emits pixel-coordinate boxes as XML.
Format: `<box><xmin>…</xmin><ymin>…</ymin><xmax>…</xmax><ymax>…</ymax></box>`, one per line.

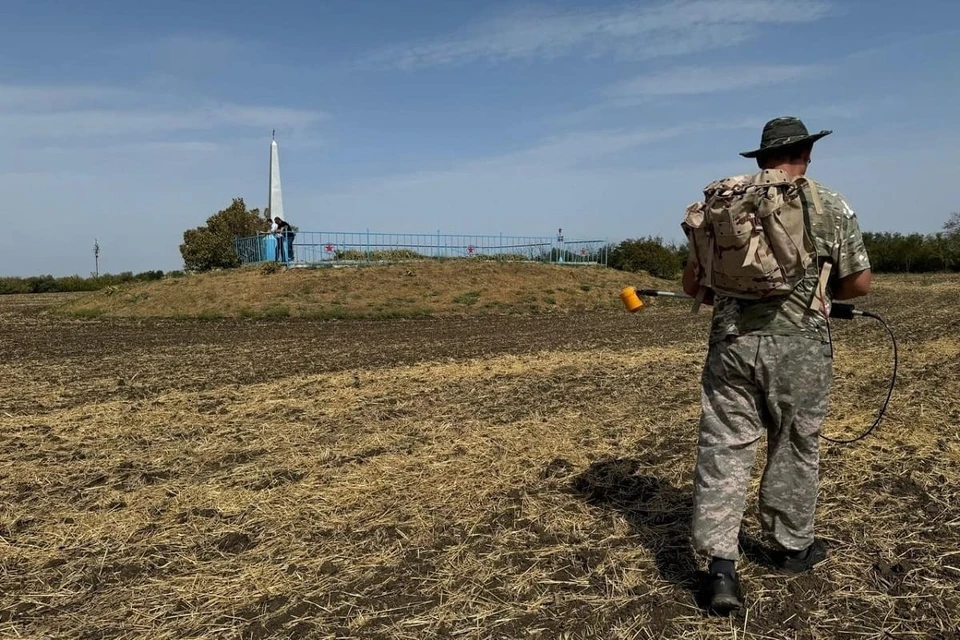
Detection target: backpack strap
<box><xmin>796</xmin><ymin>177</ymin><xmax>833</xmax><ymax>318</ymax></box>
<box><xmin>796</xmin><ymin>176</ymin><xmax>824</xmax><ymax>216</ymax></box>
<box><xmin>810</xmin><ymin>261</ymin><xmax>832</xmax><ymax>314</ymax></box>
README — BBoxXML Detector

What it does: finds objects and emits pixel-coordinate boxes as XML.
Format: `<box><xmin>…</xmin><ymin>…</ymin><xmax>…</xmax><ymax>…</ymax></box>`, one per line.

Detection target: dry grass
<box><xmin>1</xmin><ymin>272</ymin><xmax>959</xmax><ymax>639</ymax></box>
<box><xmin>56</xmin><ymin>261</ymin><xmax>666</xmax><ymax>319</ymax></box>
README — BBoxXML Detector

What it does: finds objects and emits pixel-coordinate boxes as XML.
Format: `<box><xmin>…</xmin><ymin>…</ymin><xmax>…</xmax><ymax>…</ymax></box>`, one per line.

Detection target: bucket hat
<box><xmin>740</xmin><ymin>116</ymin><xmax>831</xmax><ymax>158</ymax></box>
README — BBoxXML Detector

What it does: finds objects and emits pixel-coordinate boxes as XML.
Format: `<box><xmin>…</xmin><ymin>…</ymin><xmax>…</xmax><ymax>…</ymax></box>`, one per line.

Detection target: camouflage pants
<box><xmin>691</xmin><ymin>334</ymin><xmax>833</xmax><ymax>560</ymax></box>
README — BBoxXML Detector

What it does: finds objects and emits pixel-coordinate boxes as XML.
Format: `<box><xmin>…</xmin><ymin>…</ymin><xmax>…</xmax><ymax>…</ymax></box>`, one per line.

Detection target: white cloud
<box><xmin>0</xmin><ymin>106</ymin><xmax>325</xmax><ymax>138</ymax></box>
<box><xmin>359</xmin><ymin>0</ymin><xmax>833</xmax><ymax>70</ymax></box>
<box><xmin>0</xmin><ymin>84</ymin><xmax>133</xmax><ymax>110</ymax></box>
<box><xmin>139</xmin><ymin>141</ymin><xmax>222</xmax><ymax>153</ymax></box>
<box><xmin>106</xmin><ymin>34</ymin><xmax>246</xmax><ymax>69</ymax></box>
<box><xmin>0</xmin><ymin>83</ymin><xmax>327</xmax><ymax>139</ymax></box>
<box><xmin>316</xmin><ymin>118</ymin><xmax>756</xmax><ymax>200</ymax></box>
<box><xmin>303</xmin><ymin>159</ymin><xmax>736</xmax><ymax>243</ymax></box>
<box><xmin>460</xmin><ymin>123</ymin><xmax>726</xmax><ymax>172</ymax></box>
<box><xmin>298</xmin><ymin>126</ymin><xmax>960</xmax><ymax>244</ymax></box>
<box><xmin>605</xmin><ymin>64</ymin><xmax>821</xmax><ymax>99</ymax></box>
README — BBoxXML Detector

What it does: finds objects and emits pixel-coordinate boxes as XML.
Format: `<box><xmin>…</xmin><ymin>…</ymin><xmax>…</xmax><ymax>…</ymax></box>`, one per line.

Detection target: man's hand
<box><xmin>682</xmin><ymin>261</ymin><xmax>714</xmax><ymax>305</ymax></box>
<box><xmin>682</xmin><ymin>261</ymin><xmax>698</xmax><ymax>297</ymax></box>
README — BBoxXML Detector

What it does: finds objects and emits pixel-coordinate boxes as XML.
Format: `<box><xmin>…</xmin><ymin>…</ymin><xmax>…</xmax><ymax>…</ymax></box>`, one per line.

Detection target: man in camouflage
<box><xmin>681</xmin><ymin>117</ymin><xmax>873</xmax><ymax>613</ymax></box>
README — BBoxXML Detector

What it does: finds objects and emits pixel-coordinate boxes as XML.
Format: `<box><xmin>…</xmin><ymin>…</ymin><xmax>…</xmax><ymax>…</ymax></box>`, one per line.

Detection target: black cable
<box><xmin>627</xmin><ymin>289</ymin><xmax>898</xmax><ymax>445</ymax></box>
<box><xmin>820</xmin><ymin>309</ymin><xmax>898</xmax><ymax>444</ymax></box>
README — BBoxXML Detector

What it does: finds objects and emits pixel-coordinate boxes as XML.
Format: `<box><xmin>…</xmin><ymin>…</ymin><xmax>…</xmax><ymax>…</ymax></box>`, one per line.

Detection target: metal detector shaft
<box><xmin>632</xmin><ymin>288</ymin><xmax>862</xmax><ymax>319</ymax></box>
<box><xmin>635</xmin><ymin>289</ymin><xmax>690</xmax><ymax>299</ymax></box>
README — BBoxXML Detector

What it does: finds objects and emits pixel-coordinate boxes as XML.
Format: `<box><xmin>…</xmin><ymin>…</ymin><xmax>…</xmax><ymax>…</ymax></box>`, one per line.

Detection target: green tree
<box><xmin>179</xmin><ymin>198</ymin><xmax>269</xmax><ymax>272</ymax></box>
<box><xmin>608</xmin><ymin>236</ymin><xmax>687</xmax><ymax>279</ymax></box>
<box><xmin>944</xmin><ymin>212</ymin><xmax>960</xmax><ymax>271</ymax></box>
<box><xmin>944</xmin><ymin>211</ymin><xmax>960</xmax><ymax>236</ymax></box>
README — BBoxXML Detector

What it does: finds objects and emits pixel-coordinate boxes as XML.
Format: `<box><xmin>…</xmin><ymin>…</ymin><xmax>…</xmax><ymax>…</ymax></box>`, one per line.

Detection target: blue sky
<box><xmin>1</xmin><ymin>0</ymin><xmax>958</xmax><ymax>276</ymax></box>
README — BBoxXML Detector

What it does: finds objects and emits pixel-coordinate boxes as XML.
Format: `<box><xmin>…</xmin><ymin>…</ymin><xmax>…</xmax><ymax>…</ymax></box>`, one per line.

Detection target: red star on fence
<box><xmin>325</xmin><ymin>244</ymin><xmax>334</xmax><ymax>252</ymax></box>
<box><xmin>467</xmin><ymin>245</ymin><xmax>475</xmax><ymax>254</ymax></box>
<box><xmin>580</xmin><ymin>248</ymin><xmax>587</xmax><ymax>255</ymax></box>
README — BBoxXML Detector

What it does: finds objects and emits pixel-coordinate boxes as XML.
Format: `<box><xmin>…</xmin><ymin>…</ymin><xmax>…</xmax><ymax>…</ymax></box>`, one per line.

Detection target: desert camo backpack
<box><xmin>681</xmin><ymin>168</ymin><xmax>823</xmax><ymax>305</ymax></box>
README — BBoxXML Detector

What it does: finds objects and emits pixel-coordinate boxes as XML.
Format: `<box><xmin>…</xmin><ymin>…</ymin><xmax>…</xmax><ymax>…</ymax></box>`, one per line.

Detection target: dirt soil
<box><xmin>1</xmin><ymin>275</ymin><xmax>959</xmax><ymax>639</ymax></box>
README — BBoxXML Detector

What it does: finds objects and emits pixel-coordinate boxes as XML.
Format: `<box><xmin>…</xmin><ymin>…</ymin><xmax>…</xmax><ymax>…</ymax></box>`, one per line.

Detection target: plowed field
<box><xmin>2</xmin><ymin>275</ymin><xmax>958</xmax><ymax>639</ymax></box>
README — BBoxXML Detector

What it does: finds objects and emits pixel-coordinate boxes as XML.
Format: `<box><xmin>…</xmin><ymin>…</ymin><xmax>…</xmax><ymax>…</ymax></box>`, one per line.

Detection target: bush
<box><xmin>179</xmin><ymin>197</ymin><xmax>269</xmax><ymax>272</ymax></box>
<box><xmin>0</xmin><ymin>271</ymin><xmax>179</xmax><ymax>295</ymax></box>
<box><xmin>861</xmin><ymin>231</ymin><xmax>959</xmax><ymax>273</ymax></box>
<box><xmin>608</xmin><ymin>236</ymin><xmax>687</xmax><ymax>279</ymax></box>
<box><xmin>333</xmin><ymin>248</ymin><xmax>427</xmax><ymax>261</ymax></box>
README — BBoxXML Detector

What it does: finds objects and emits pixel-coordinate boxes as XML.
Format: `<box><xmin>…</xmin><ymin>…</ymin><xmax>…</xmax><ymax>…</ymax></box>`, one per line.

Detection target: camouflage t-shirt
<box><xmin>708</xmin><ymin>179</ymin><xmax>871</xmax><ymax>344</ymax></box>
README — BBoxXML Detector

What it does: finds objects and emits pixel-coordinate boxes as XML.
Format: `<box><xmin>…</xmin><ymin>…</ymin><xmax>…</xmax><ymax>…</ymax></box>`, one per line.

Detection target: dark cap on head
<box><xmin>740</xmin><ymin>116</ymin><xmax>832</xmax><ymax>158</ymax></box>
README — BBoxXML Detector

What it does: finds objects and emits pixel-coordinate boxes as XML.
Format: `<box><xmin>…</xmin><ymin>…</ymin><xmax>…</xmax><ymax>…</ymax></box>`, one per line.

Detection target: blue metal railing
<box><xmin>235</xmin><ymin>230</ymin><xmax>609</xmax><ymax>267</ymax></box>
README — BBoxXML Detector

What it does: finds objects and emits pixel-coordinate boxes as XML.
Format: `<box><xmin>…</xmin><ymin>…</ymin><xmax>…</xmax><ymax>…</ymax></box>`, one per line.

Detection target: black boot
<box><xmin>774</xmin><ymin>538</ymin><xmax>827</xmax><ymax>573</ymax></box>
<box><xmin>703</xmin><ymin>558</ymin><xmax>743</xmax><ymax>614</ymax></box>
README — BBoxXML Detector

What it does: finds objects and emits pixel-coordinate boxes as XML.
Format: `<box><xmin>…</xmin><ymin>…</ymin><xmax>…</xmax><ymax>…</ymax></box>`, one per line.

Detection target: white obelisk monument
<box><xmin>268</xmin><ymin>130</ymin><xmax>284</xmax><ymax>221</ymax></box>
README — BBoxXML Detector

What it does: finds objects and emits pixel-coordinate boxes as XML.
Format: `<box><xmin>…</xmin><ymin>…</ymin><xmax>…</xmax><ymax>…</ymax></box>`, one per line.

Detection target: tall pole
<box><xmin>94</xmin><ymin>238</ymin><xmax>100</xmax><ymax>277</ymax></box>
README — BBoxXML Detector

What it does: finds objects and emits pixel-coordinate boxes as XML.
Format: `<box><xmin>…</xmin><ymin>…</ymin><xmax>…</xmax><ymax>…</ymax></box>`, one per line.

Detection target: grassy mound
<box><xmin>56</xmin><ymin>261</ymin><xmax>671</xmax><ymax>319</ymax></box>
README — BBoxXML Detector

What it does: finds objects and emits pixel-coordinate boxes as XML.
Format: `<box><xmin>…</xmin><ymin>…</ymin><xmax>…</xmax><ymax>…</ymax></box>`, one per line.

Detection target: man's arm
<box><xmin>829</xmin><ymin>189</ymin><xmax>873</xmax><ymax>301</ymax></box>
<box><xmin>833</xmin><ymin>268</ymin><xmax>871</xmax><ymax>300</ymax></box>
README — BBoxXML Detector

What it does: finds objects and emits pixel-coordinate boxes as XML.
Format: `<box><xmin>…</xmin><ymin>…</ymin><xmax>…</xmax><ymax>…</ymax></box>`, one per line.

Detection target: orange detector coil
<box><xmin>620</xmin><ymin>286</ymin><xmax>644</xmax><ymax>312</ymax></box>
